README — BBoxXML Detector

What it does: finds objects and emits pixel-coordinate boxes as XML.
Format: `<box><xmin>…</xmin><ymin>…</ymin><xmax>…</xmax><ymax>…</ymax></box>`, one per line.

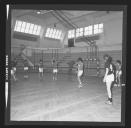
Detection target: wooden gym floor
<box><xmin>10</xmin><ymin>72</ymin><xmax>122</xmax><ymax>122</ymax></box>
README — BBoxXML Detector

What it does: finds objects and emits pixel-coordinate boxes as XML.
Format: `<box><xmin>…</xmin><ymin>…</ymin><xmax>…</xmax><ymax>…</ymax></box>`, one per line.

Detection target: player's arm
<box><xmin>103</xmin><ymin>68</ymin><xmax>109</xmax><ymax>82</ymax></box>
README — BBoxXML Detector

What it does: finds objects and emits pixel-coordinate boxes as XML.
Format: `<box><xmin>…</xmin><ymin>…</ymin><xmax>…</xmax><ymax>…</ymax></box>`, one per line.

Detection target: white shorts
<box><xmin>53</xmin><ymin>69</ymin><xmax>58</xmax><ymax>73</ymax></box>
<box><xmin>24</xmin><ymin>67</ymin><xmax>28</xmax><ymax>70</ymax></box>
<box><xmin>116</xmin><ymin>70</ymin><xmax>122</xmax><ymax>76</ymax></box>
<box><xmin>77</xmin><ymin>70</ymin><xmax>83</xmax><ymax>77</ymax></box>
<box><xmin>105</xmin><ymin>74</ymin><xmax>114</xmax><ymax>83</ymax></box>
<box><xmin>11</xmin><ymin>70</ymin><xmax>14</xmax><ymax>75</ymax></box>
<box><xmin>39</xmin><ymin>68</ymin><xmax>43</xmax><ymax>72</ymax></box>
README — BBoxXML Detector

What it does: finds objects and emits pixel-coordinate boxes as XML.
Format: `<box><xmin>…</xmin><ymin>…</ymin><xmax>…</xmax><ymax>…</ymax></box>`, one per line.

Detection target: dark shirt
<box><xmin>24</xmin><ymin>61</ymin><xmax>28</xmax><ymax>67</ymax></box>
<box><xmin>39</xmin><ymin>63</ymin><xmax>43</xmax><ymax>68</ymax></box>
<box><xmin>105</xmin><ymin>62</ymin><xmax>115</xmax><ymax>75</ymax></box>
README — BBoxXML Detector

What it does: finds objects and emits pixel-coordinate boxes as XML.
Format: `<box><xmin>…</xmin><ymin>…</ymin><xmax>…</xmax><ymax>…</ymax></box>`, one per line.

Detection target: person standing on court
<box><xmin>23</xmin><ymin>59</ymin><xmax>29</xmax><ymax>79</ymax></box>
<box><xmin>115</xmin><ymin>60</ymin><xmax>122</xmax><ymax>87</ymax></box>
<box><xmin>38</xmin><ymin>60</ymin><xmax>44</xmax><ymax>80</ymax></box>
<box><xmin>52</xmin><ymin>59</ymin><xmax>58</xmax><ymax>80</ymax></box>
<box><xmin>76</xmin><ymin>57</ymin><xmax>84</xmax><ymax>88</ymax></box>
<box><xmin>11</xmin><ymin>58</ymin><xmax>17</xmax><ymax>81</ymax></box>
<box><xmin>103</xmin><ymin>54</ymin><xmax>115</xmax><ymax>105</ymax></box>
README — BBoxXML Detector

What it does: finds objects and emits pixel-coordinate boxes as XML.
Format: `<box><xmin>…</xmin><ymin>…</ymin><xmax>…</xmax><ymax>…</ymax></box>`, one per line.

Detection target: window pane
<box><xmin>72</xmin><ymin>30</ymin><xmax>75</xmax><ymax>38</ymax></box>
<box><xmin>46</xmin><ymin>28</ymin><xmax>50</xmax><ymax>34</ymax></box>
<box><xmin>57</xmin><ymin>31</ymin><xmax>61</xmax><ymax>39</ymax></box>
<box><xmin>16</xmin><ymin>27</ymin><xmax>21</xmax><ymax>32</ymax></box>
<box><xmin>68</xmin><ymin>30</ymin><xmax>71</xmax><ymax>38</ymax></box>
<box><xmin>99</xmin><ymin>23</ymin><xmax>103</xmax><ymax>33</ymax></box>
<box><xmin>32</xmin><ymin>25</ymin><xmax>38</xmax><ymax>35</ymax></box>
<box><xmin>28</xmin><ymin>24</ymin><xmax>33</xmax><ymax>34</ymax></box>
<box><xmin>76</xmin><ymin>28</ymin><xmax>80</xmax><ymax>37</ymax></box>
<box><xmin>29</xmin><ymin>24</ymin><xmax>34</xmax><ymax>34</ymax></box>
<box><xmin>15</xmin><ymin>20</ymin><xmax>22</xmax><ymax>32</ymax></box>
<box><xmin>45</xmin><ymin>28</ymin><xmax>50</xmax><ymax>37</ymax></box>
<box><xmin>25</xmin><ymin>23</ymin><xmax>30</xmax><ymax>33</ymax></box>
<box><xmin>30</xmin><ymin>24</ymin><xmax>34</xmax><ymax>34</ymax></box>
<box><xmin>79</xmin><ymin>28</ymin><xmax>83</xmax><ymax>36</ymax></box>
<box><xmin>84</xmin><ymin>27</ymin><xmax>88</xmax><ymax>36</ymax></box>
<box><xmin>55</xmin><ymin>30</ymin><xmax>59</xmax><ymax>39</ymax></box>
<box><xmin>51</xmin><ymin>29</ymin><xmax>55</xmax><ymax>38</ymax></box>
<box><xmin>94</xmin><ymin>24</ymin><xmax>98</xmax><ymax>29</ymax></box>
<box><xmin>14</xmin><ymin>20</ymin><xmax>18</xmax><ymax>31</ymax></box>
<box><xmin>94</xmin><ymin>29</ymin><xmax>98</xmax><ymax>34</ymax></box>
<box><xmin>89</xmin><ymin>26</ymin><xmax>92</xmax><ymax>30</ymax></box>
<box><xmin>20</xmin><ymin>27</ymin><xmax>25</xmax><ymax>32</ymax></box>
<box><xmin>53</xmin><ymin>29</ymin><xmax>56</xmax><ymax>38</ymax></box>
<box><xmin>99</xmin><ymin>23</ymin><xmax>103</xmax><ymax>28</ymax></box>
<box><xmin>17</xmin><ymin>21</ymin><xmax>22</xmax><ymax>27</ymax></box>
<box><xmin>20</xmin><ymin>22</ymin><xmax>26</xmax><ymax>32</ymax></box>
<box><xmin>50</xmin><ymin>28</ymin><xmax>53</xmax><ymax>34</ymax></box>
<box><xmin>80</xmin><ymin>28</ymin><xmax>83</xmax><ymax>32</ymax></box>
<box><xmin>36</xmin><ymin>26</ymin><xmax>41</xmax><ymax>35</ymax></box>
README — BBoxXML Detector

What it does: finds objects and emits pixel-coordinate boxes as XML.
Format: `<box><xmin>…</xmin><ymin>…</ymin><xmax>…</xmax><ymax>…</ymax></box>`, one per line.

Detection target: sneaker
<box><xmin>78</xmin><ymin>84</ymin><xmax>82</xmax><ymax>88</ymax></box>
<box><xmin>105</xmin><ymin>100</ymin><xmax>112</xmax><ymax>105</ymax></box>
<box><xmin>114</xmin><ymin>84</ymin><xmax>118</xmax><ymax>87</ymax></box>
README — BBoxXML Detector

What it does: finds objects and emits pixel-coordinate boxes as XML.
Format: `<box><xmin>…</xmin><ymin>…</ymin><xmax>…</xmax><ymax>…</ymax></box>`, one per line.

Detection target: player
<box><xmin>23</xmin><ymin>59</ymin><xmax>29</xmax><ymax>79</ymax></box>
<box><xmin>52</xmin><ymin>59</ymin><xmax>58</xmax><ymax>80</ymax></box>
<box><xmin>115</xmin><ymin>60</ymin><xmax>122</xmax><ymax>87</ymax></box>
<box><xmin>103</xmin><ymin>55</ymin><xmax>115</xmax><ymax>105</ymax></box>
<box><xmin>38</xmin><ymin>60</ymin><xmax>44</xmax><ymax>80</ymax></box>
<box><xmin>76</xmin><ymin>57</ymin><xmax>84</xmax><ymax>88</ymax></box>
<box><xmin>11</xmin><ymin>59</ymin><xmax>17</xmax><ymax>81</ymax></box>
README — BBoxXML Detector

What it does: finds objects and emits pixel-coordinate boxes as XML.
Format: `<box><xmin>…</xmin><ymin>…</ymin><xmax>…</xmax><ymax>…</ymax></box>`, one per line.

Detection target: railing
<box><xmin>11</xmin><ymin>45</ymin><xmax>103</xmax><ymax>76</ymax></box>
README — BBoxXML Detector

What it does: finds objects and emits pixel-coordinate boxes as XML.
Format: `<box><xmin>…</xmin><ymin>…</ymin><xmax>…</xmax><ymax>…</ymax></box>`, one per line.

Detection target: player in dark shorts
<box><xmin>23</xmin><ymin>60</ymin><xmax>29</xmax><ymax>79</ymax></box>
<box><xmin>115</xmin><ymin>60</ymin><xmax>122</xmax><ymax>87</ymax></box>
<box><xmin>103</xmin><ymin>55</ymin><xmax>115</xmax><ymax>105</ymax></box>
<box><xmin>52</xmin><ymin>59</ymin><xmax>58</xmax><ymax>80</ymax></box>
<box><xmin>38</xmin><ymin>60</ymin><xmax>44</xmax><ymax>80</ymax></box>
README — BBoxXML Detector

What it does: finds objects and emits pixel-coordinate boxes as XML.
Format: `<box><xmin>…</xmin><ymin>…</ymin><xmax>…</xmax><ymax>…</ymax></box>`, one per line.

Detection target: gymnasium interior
<box><xmin>10</xmin><ymin>9</ymin><xmax>124</xmax><ymax>122</ymax></box>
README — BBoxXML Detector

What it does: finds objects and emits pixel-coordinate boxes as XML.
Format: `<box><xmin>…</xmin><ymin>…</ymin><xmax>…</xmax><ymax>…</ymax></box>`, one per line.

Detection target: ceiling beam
<box><xmin>57</xmin><ymin>11</ymin><xmax>78</xmax><ymax>28</ymax></box>
<box><xmin>54</xmin><ymin>11</ymin><xmax>76</xmax><ymax>29</ymax></box>
<box><xmin>51</xmin><ymin>11</ymin><xmax>73</xmax><ymax>29</ymax></box>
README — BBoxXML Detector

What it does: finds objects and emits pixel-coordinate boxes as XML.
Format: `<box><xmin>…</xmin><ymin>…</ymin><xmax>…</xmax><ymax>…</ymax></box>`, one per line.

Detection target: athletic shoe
<box><xmin>78</xmin><ymin>84</ymin><xmax>82</xmax><ymax>88</ymax></box>
<box><xmin>114</xmin><ymin>84</ymin><xmax>118</xmax><ymax>87</ymax></box>
<box><xmin>105</xmin><ymin>100</ymin><xmax>112</xmax><ymax>105</ymax></box>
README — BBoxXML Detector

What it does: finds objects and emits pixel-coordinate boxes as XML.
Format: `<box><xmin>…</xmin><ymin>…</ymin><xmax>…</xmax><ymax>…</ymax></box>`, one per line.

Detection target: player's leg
<box><xmin>11</xmin><ymin>70</ymin><xmax>16</xmax><ymax>81</ymax></box>
<box><xmin>39</xmin><ymin>69</ymin><xmax>43</xmax><ymax>80</ymax></box>
<box><xmin>106</xmin><ymin>81</ymin><xmax>112</xmax><ymax>104</ymax></box>
<box><xmin>115</xmin><ymin>71</ymin><xmax>119</xmax><ymax>86</ymax></box>
<box><xmin>54</xmin><ymin>72</ymin><xmax>56</xmax><ymax>80</ymax></box>
<box><xmin>105</xmin><ymin>74</ymin><xmax>114</xmax><ymax>104</ymax></box>
<box><xmin>13</xmin><ymin>68</ymin><xmax>17</xmax><ymax>81</ymax></box>
<box><xmin>53</xmin><ymin>69</ymin><xmax>55</xmax><ymax>80</ymax></box>
<box><xmin>24</xmin><ymin>67</ymin><xmax>28</xmax><ymax>78</ymax></box>
<box><xmin>42</xmin><ymin>68</ymin><xmax>44</xmax><ymax>77</ymax></box>
<box><xmin>55</xmin><ymin>69</ymin><xmax>58</xmax><ymax>80</ymax></box>
<box><xmin>118</xmin><ymin>71</ymin><xmax>122</xmax><ymax>86</ymax></box>
<box><xmin>77</xmin><ymin>71</ymin><xmax>82</xmax><ymax>88</ymax></box>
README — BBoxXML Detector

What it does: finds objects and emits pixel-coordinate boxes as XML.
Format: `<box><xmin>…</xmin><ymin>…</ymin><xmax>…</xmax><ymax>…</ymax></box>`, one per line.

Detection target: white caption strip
<box><xmin>6</xmin><ymin>4</ymin><xmax>9</xmax><ymax>20</ymax></box>
<box><xmin>5</xmin><ymin>82</ymin><xmax>8</xmax><ymax>108</ymax></box>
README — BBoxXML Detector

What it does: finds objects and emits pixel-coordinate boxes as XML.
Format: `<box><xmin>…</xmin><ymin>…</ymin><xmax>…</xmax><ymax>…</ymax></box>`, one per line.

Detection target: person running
<box><xmin>38</xmin><ymin>60</ymin><xmax>44</xmax><ymax>80</ymax></box>
<box><xmin>103</xmin><ymin>54</ymin><xmax>115</xmax><ymax>105</ymax></box>
<box><xmin>76</xmin><ymin>57</ymin><xmax>84</xmax><ymax>88</ymax></box>
<box><xmin>115</xmin><ymin>60</ymin><xmax>122</xmax><ymax>87</ymax></box>
<box><xmin>52</xmin><ymin>59</ymin><xmax>58</xmax><ymax>80</ymax></box>
<box><xmin>23</xmin><ymin>59</ymin><xmax>29</xmax><ymax>79</ymax></box>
